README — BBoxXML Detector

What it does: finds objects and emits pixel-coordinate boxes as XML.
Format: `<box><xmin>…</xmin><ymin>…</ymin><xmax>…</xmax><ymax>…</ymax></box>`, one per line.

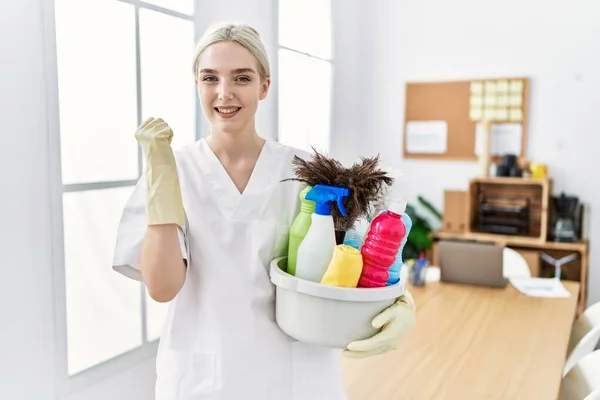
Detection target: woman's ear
<box><xmin>259</xmin><ymin>77</ymin><xmax>271</xmax><ymax>100</ymax></box>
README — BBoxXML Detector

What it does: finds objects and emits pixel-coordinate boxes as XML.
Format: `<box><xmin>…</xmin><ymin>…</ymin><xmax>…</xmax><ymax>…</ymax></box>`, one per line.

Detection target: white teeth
<box><xmin>217</xmin><ymin>107</ymin><xmax>239</xmax><ymax>114</ymax></box>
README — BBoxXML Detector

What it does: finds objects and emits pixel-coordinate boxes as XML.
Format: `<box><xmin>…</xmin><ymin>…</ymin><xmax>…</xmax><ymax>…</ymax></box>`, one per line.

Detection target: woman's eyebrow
<box><xmin>199</xmin><ymin>68</ymin><xmax>256</xmax><ymax>74</ymax></box>
<box><xmin>232</xmin><ymin>68</ymin><xmax>256</xmax><ymax>74</ymax></box>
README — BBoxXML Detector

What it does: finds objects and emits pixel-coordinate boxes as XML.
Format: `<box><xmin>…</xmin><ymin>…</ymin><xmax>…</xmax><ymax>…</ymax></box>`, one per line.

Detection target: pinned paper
<box><xmin>497</xmin><ymin>95</ymin><xmax>508</xmax><ymax>107</ymax></box>
<box><xmin>471</xmin><ymin>96</ymin><xmax>483</xmax><ymax>107</ymax></box>
<box><xmin>475</xmin><ymin>122</ymin><xmax>522</xmax><ymax>156</ymax></box>
<box><xmin>485</xmin><ymin>95</ymin><xmax>497</xmax><ymax>106</ymax></box>
<box><xmin>470</xmin><ymin>108</ymin><xmax>483</xmax><ymax>121</ymax></box>
<box><xmin>470</xmin><ymin>81</ymin><xmax>484</xmax><ymax>94</ymax></box>
<box><xmin>510</xmin><ymin>80</ymin><xmax>524</xmax><ymax>94</ymax></box>
<box><xmin>469</xmin><ymin>78</ymin><xmax>526</xmax><ymax>123</ymax></box>
<box><xmin>496</xmin><ymin>80</ymin><xmax>509</xmax><ymax>93</ymax></box>
<box><xmin>509</xmin><ymin>108</ymin><xmax>523</xmax><ymax>122</ymax></box>
<box><xmin>484</xmin><ymin>81</ymin><xmax>497</xmax><ymax>94</ymax></box>
<box><xmin>405</xmin><ymin>121</ymin><xmax>448</xmax><ymax>154</ymax></box>
<box><xmin>495</xmin><ymin>108</ymin><xmax>508</xmax><ymax>121</ymax></box>
<box><xmin>509</xmin><ymin>94</ymin><xmax>523</xmax><ymax>107</ymax></box>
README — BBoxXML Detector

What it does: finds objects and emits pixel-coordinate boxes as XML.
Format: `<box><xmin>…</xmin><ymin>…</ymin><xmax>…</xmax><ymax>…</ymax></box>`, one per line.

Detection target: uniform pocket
<box><xmin>179</xmin><ymin>353</ymin><xmax>217</xmax><ymax>400</ymax></box>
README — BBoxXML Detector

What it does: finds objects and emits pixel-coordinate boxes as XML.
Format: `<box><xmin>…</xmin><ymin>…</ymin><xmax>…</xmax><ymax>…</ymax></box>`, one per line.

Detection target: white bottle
<box><xmin>295</xmin><ymin>212</ymin><xmax>337</xmax><ymax>282</ymax></box>
<box><xmin>294</xmin><ymin>184</ymin><xmax>350</xmax><ymax>282</ymax></box>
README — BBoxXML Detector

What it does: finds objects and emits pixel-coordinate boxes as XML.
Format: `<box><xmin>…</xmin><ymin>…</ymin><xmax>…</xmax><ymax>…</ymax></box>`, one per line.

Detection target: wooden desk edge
<box><xmin>430</xmin><ymin>230</ymin><xmax>589</xmax><ymax>316</ymax></box>
<box><xmin>431</xmin><ymin>230</ymin><xmax>589</xmax><ymax>252</ymax></box>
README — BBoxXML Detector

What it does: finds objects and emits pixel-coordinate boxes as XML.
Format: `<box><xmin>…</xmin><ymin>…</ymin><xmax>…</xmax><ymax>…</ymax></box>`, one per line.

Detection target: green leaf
<box><xmin>408</xmin><ymin>224</ymin><xmax>433</xmax><ymax>249</ymax></box>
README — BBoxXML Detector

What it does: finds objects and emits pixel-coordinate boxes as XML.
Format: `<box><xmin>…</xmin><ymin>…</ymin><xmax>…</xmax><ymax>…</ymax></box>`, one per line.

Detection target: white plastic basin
<box><xmin>269</xmin><ymin>256</ymin><xmax>406</xmax><ymax>349</ymax></box>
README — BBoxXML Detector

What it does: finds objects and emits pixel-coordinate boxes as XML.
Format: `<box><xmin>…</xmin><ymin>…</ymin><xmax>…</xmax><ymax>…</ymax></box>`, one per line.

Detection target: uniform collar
<box><xmin>197</xmin><ymin>138</ymin><xmax>286</xmax><ymax>220</ymax></box>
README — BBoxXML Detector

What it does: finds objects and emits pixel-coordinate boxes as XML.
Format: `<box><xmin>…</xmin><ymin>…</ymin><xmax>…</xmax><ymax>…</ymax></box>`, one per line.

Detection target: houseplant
<box><xmin>403</xmin><ymin>196</ymin><xmax>443</xmax><ymax>261</ymax></box>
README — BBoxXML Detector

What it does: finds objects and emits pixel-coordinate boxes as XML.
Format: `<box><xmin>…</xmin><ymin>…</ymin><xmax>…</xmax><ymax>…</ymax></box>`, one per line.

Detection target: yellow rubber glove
<box><xmin>135</xmin><ymin>117</ymin><xmax>185</xmax><ymax>226</ymax></box>
<box><xmin>343</xmin><ymin>291</ymin><xmax>416</xmax><ymax>358</ymax></box>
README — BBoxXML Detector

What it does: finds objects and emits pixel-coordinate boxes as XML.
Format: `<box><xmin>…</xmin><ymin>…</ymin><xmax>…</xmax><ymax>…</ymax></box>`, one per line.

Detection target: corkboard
<box><xmin>402</xmin><ymin>77</ymin><xmax>529</xmax><ymax>161</ymax></box>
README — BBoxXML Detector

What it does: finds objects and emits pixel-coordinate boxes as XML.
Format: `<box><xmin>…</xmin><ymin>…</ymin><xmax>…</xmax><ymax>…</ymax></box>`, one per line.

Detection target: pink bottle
<box><xmin>358</xmin><ymin>200</ymin><xmax>407</xmax><ymax>288</ymax></box>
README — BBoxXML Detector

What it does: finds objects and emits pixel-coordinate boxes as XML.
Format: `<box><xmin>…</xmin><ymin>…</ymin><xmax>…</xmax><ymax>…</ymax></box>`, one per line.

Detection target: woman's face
<box><xmin>196</xmin><ymin>41</ymin><xmax>270</xmax><ymax>135</ymax></box>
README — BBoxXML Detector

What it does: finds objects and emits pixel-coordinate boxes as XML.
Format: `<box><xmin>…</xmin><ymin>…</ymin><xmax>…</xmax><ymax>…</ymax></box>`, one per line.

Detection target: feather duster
<box><xmin>283</xmin><ymin>148</ymin><xmax>393</xmax><ymax>232</ymax></box>
<box><xmin>370</xmin><ymin>167</ymin><xmax>407</xmax><ymax>219</ymax></box>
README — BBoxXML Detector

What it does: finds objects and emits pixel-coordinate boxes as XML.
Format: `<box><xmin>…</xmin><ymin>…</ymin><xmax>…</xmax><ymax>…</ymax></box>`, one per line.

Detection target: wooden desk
<box><xmin>431</xmin><ymin>230</ymin><xmax>589</xmax><ymax>316</ymax></box>
<box><xmin>343</xmin><ymin>281</ymin><xmax>580</xmax><ymax>400</ymax></box>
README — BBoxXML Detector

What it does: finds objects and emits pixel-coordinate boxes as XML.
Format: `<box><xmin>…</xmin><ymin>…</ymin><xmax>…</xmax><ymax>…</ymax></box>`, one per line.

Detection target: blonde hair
<box><xmin>192</xmin><ymin>23</ymin><xmax>271</xmax><ymax>81</ymax></box>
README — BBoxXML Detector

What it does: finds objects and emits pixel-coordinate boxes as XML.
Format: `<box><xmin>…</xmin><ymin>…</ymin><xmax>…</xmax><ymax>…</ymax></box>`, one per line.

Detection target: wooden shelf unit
<box><xmin>467</xmin><ymin>177</ymin><xmax>553</xmax><ymax>243</ymax></box>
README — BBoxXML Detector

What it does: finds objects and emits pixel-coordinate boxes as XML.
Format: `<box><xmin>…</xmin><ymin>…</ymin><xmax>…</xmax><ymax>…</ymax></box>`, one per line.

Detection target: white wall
<box><xmin>329</xmin><ymin>0</ymin><xmax>366</xmax><ymax>165</ymax></box>
<box><xmin>337</xmin><ymin>0</ymin><xmax>600</xmax><ymax>306</ymax></box>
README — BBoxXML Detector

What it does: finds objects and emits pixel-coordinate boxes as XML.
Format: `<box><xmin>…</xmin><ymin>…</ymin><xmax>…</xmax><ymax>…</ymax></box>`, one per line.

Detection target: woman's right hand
<box><xmin>135</xmin><ymin>117</ymin><xmax>176</xmax><ymax>163</ymax></box>
<box><xmin>135</xmin><ymin>117</ymin><xmax>185</xmax><ymax>226</ymax></box>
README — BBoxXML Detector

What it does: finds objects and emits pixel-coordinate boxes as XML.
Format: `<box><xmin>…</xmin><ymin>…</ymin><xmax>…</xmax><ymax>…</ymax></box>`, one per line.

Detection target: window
<box><xmin>277</xmin><ymin>0</ymin><xmax>333</xmax><ymax>153</ymax></box>
<box><xmin>51</xmin><ymin>0</ymin><xmax>197</xmax><ymax>380</ymax></box>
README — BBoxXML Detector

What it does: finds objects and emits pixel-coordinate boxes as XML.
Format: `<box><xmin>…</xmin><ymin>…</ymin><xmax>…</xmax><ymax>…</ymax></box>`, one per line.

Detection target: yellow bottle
<box><xmin>530</xmin><ymin>163</ymin><xmax>548</xmax><ymax>179</ymax></box>
<box><xmin>320</xmin><ymin>245</ymin><xmax>364</xmax><ymax>288</ymax></box>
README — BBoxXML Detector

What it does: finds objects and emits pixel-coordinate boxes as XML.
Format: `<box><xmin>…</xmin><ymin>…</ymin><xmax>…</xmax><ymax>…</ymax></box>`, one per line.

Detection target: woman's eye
<box><xmin>202</xmin><ymin>76</ymin><xmax>217</xmax><ymax>82</ymax></box>
<box><xmin>236</xmin><ymin>76</ymin><xmax>251</xmax><ymax>82</ymax></box>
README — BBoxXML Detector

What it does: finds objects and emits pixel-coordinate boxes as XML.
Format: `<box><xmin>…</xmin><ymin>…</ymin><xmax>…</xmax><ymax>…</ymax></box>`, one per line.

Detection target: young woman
<box><xmin>112</xmin><ymin>23</ymin><xmax>415</xmax><ymax>400</ymax></box>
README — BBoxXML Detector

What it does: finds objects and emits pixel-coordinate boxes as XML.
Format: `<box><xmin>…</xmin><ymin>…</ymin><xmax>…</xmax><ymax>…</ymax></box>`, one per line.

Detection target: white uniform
<box><xmin>112</xmin><ymin>138</ymin><xmax>347</xmax><ymax>400</ymax></box>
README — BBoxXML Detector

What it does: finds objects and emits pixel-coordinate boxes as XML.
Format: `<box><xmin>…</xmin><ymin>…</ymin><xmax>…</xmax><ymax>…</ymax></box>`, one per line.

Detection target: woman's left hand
<box><xmin>343</xmin><ymin>291</ymin><xmax>416</xmax><ymax>358</ymax></box>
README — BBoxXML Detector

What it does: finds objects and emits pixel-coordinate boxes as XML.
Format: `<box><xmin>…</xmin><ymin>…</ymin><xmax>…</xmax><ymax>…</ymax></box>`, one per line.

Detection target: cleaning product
<box><xmin>287</xmin><ymin>186</ymin><xmax>315</xmax><ymax>275</ymax></box>
<box><xmin>342</xmin><ymin>215</ymin><xmax>370</xmax><ymax>250</ymax></box>
<box><xmin>358</xmin><ymin>199</ymin><xmax>407</xmax><ymax>288</ymax></box>
<box><xmin>295</xmin><ymin>184</ymin><xmax>350</xmax><ymax>282</ymax></box>
<box><xmin>320</xmin><ymin>245</ymin><xmax>364</xmax><ymax>288</ymax></box>
<box><xmin>387</xmin><ymin>212</ymin><xmax>412</xmax><ymax>285</ymax></box>
<box><xmin>411</xmin><ymin>252</ymin><xmax>427</xmax><ymax>286</ymax></box>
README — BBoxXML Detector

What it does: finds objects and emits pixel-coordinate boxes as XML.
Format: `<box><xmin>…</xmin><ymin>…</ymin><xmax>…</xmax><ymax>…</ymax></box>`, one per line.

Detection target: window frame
<box><xmin>275</xmin><ymin>0</ymin><xmax>335</xmax><ymax>152</ymax></box>
<box><xmin>41</xmin><ymin>0</ymin><xmax>201</xmax><ymax>396</ymax></box>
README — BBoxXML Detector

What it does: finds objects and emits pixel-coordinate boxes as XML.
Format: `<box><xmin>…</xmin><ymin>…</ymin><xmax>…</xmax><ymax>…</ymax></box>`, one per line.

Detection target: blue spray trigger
<box><xmin>336</xmin><ymin>193</ymin><xmax>348</xmax><ymax>216</ymax></box>
<box><xmin>305</xmin><ymin>184</ymin><xmax>350</xmax><ymax>216</ymax></box>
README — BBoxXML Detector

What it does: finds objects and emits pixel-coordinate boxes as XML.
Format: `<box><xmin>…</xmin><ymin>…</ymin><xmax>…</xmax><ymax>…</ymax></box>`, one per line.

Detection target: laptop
<box><xmin>438</xmin><ymin>240</ymin><xmax>508</xmax><ymax>288</ymax></box>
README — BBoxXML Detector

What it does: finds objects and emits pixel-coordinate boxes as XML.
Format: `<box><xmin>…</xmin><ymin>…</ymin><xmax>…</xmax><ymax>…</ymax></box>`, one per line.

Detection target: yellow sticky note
<box><xmin>496</xmin><ymin>80</ymin><xmax>509</xmax><ymax>93</ymax></box>
<box><xmin>496</xmin><ymin>108</ymin><xmax>508</xmax><ymax>121</ymax></box>
<box><xmin>509</xmin><ymin>94</ymin><xmax>523</xmax><ymax>107</ymax></box>
<box><xmin>510</xmin><ymin>80</ymin><xmax>524</xmax><ymax>94</ymax></box>
<box><xmin>484</xmin><ymin>107</ymin><xmax>495</xmax><ymax>120</ymax></box>
<box><xmin>485</xmin><ymin>81</ymin><xmax>497</xmax><ymax>94</ymax></box>
<box><xmin>470</xmin><ymin>96</ymin><xmax>483</xmax><ymax>107</ymax></box>
<box><xmin>509</xmin><ymin>108</ymin><xmax>523</xmax><ymax>122</ymax></box>
<box><xmin>470</xmin><ymin>107</ymin><xmax>483</xmax><ymax>121</ymax></box>
<box><xmin>485</xmin><ymin>95</ymin><xmax>497</xmax><ymax>106</ymax></box>
<box><xmin>471</xmin><ymin>82</ymin><xmax>484</xmax><ymax>94</ymax></box>
<box><xmin>497</xmin><ymin>95</ymin><xmax>509</xmax><ymax>107</ymax></box>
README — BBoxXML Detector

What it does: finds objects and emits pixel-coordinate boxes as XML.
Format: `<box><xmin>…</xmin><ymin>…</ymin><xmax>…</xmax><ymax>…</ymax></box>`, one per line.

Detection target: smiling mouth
<box><xmin>214</xmin><ymin>107</ymin><xmax>241</xmax><ymax>115</ymax></box>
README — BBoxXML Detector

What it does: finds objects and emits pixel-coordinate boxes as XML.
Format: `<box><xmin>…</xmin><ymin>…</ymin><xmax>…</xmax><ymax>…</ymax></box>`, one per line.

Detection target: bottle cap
<box><xmin>388</xmin><ymin>199</ymin><xmax>407</xmax><ymax>215</ymax></box>
<box><xmin>300</xmin><ymin>186</ymin><xmax>316</xmax><ymax>213</ymax></box>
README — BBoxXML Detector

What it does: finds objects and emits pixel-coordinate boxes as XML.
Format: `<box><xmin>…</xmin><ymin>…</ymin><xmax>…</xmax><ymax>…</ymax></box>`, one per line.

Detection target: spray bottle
<box><xmin>287</xmin><ymin>186</ymin><xmax>315</xmax><ymax>275</ymax></box>
<box><xmin>295</xmin><ymin>184</ymin><xmax>350</xmax><ymax>282</ymax></box>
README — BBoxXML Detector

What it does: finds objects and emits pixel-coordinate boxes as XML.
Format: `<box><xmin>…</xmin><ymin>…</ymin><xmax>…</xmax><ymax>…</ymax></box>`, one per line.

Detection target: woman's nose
<box><xmin>217</xmin><ymin>81</ymin><xmax>234</xmax><ymax>101</ymax></box>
